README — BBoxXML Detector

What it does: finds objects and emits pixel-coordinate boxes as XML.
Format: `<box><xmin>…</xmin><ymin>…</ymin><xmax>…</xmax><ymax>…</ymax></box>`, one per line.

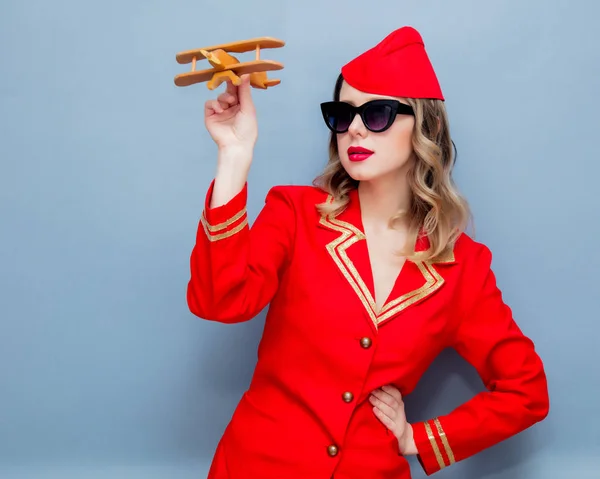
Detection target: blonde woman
<box><xmin>187</xmin><ymin>26</ymin><xmax>549</xmax><ymax>479</ymax></box>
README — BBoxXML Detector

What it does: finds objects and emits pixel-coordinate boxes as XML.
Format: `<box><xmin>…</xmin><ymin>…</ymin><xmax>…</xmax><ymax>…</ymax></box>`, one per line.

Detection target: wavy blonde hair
<box><xmin>313</xmin><ymin>74</ymin><xmax>472</xmax><ymax>263</ymax></box>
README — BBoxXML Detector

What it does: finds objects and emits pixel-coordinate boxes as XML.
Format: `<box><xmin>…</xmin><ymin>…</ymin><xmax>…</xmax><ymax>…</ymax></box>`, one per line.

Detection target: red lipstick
<box><xmin>347</xmin><ymin>146</ymin><xmax>374</xmax><ymax>162</ymax></box>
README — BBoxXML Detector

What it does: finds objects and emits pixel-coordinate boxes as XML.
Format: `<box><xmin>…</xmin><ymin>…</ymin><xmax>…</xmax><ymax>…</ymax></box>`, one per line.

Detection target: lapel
<box><xmin>318</xmin><ymin>188</ymin><xmax>456</xmax><ymax>331</ymax></box>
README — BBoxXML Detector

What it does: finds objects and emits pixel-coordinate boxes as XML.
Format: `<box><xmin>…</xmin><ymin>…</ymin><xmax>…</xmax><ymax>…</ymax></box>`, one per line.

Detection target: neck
<box><xmin>357</xmin><ymin>171</ymin><xmax>412</xmax><ymax>231</ymax></box>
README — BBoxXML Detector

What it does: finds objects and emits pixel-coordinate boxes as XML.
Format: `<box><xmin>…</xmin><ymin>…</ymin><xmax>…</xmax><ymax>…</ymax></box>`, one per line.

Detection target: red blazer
<box><xmin>187</xmin><ymin>180</ymin><xmax>549</xmax><ymax>479</ymax></box>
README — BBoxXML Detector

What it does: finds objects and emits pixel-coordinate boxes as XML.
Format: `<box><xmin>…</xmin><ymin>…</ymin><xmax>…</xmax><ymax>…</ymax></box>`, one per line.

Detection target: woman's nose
<box><xmin>347</xmin><ymin>114</ymin><xmax>366</xmax><ymax>136</ymax></box>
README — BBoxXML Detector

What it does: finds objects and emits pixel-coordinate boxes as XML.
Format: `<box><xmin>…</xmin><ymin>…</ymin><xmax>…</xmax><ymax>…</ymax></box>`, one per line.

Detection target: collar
<box><xmin>334</xmin><ymin>188</ymin><xmax>457</xmax><ymax>265</ymax></box>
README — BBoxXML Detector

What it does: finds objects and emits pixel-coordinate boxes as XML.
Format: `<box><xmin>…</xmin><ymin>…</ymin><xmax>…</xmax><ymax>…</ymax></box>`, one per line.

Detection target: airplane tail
<box><xmin>250</xmin><ymin>71</ymin><xmax>280</xmax><ymax>89</ymax></box>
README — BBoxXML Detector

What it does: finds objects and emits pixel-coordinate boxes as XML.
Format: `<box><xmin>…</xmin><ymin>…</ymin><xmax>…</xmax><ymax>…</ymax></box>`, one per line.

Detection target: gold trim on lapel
<box><xmin>319</xmin><ymin>196</ymin><xmax>451</xmax><ymax>329</ymax></box>
<box><xmin>319</xmin><ymin>215</ymin><xmax>377</xmax><ymax>326</ymax></box>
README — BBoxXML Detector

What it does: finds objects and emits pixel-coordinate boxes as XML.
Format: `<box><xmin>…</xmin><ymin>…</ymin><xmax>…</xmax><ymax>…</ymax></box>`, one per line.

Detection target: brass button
<box><xmin>327</xmin><ymin>444</ymin><xmax>339</xmax><ymax>456</ymax></box>
<box><xmin>360</xmin><ymin>337</ymin><xmax>372</xmax><ymax>348</ymax></box>
<box><xmin>342</xmin><ymin>391</ymin><xmax>354</xmax><ymax>403</ymax></box>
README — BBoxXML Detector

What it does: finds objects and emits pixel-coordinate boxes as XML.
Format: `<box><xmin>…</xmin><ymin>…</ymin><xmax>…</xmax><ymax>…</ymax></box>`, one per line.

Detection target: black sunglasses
<box><xmin>320</xmin><ymin>99</ymin><xmax>415</xmax><ymax>133</ymax></box>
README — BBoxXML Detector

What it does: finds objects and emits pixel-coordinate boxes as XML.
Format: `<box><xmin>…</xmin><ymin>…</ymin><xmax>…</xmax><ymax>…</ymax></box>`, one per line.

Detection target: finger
<box><xmin>381</xmin><ymin>385</ymin><xmax>403</xmax><ymax>403</ymax></box>
<box><xmin>369</xmin><ymin>394</ymin><xmax>397</xmax><ymax>420</ymax></box>
<box><xmin>237</xmin><ymin>74</ymin><xmax>255</xmax><ymax>113</ymax></box>
<box><xmin>217</xmin><ymin>92</ymin><xmax>237</xmax><ymax>106</ymax></box>
<box><xmin>225</xmin><ymin>79</ymin><xmax>238</xmax><ymax>98</ymax></box>
<box><xmin>372</xmin><ymin>388</ymin><xmax>399</xmax><ymax>409</ymax></box>
<box><xmin>204</xmin><ymin>100</ymin><xmax>217</xmax><ymax>116</ymax></box>
<box><xmin>205</xmin><ymin>99</ymin><xmax>224</xmax><ymax>115</ymax></box>
<box><xmin>216</xmin><ymin>99</ymin><xmax>230</xmax><ymax>110</ymax></box>
<box><xmin>373</xmin><ymin>406</ymin><xmax>396</xmax><ymax>429</ymax></box>
<box><xmin>210</xmin><ymin>99</ymin><xmax>225</xmax><ymax>114</ymax></box>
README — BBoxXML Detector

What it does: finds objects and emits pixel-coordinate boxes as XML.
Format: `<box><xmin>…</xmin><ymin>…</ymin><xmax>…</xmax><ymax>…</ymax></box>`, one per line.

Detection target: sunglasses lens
<box><xmin>323</xmin><ymin>103</ymin><xmax>354</xmax><ymax>132</ymax></box>
<box><xmin>364</xmin><ymin>104</ymin><xmax>393</xmax><ymax>131</ymax></box>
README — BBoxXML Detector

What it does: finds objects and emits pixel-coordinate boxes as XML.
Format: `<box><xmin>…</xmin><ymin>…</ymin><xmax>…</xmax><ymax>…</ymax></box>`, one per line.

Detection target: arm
<box><xmin>186</xmin><ymin>179</ymin><xmax>295</xmax><ymax>323</ymax></box>
<box><xmin>412</xmin><ymin>244</ymin><xmax>549</xmax><ymax>475</ymax></box>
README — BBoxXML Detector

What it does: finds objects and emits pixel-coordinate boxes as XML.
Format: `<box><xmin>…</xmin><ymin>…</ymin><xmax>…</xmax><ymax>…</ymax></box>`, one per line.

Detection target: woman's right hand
<box><xmin>204</xmin><ymin>74</ymin><xmax>258</xmax><ymax>155</ymax></box>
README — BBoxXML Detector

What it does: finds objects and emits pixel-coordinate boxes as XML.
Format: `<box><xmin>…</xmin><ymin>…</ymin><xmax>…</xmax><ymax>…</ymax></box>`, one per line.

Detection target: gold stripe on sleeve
<box><xmin>424</xmin><ymin>420</ymin><xmax>446</xmax><ymax>470</ymax></box>
<box><xmin>433</xmin><ymin>417</ymin><xmax>455</xmax><ymax>465</ymax></box>
<box><xmin>201</xmin><ymin>207</ymin><xmax>247</xmax><ymax>233</ymax></box>
<box><xmin>201</xmin><ymin>216</ymin><xmax>248</xmax><ymax>242</ymax></box>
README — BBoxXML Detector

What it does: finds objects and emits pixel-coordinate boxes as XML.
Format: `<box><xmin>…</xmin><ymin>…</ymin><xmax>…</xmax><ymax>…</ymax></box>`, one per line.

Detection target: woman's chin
<box><xmin>342</xmin><ymin>163</ymin><xmax>379</xmax><ymax>182</ymax></box>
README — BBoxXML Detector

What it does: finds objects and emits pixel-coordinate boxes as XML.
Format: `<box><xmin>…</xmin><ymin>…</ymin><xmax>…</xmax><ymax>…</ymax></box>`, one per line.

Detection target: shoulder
<box><xmin>452</xmin><ymin>232</ymin><xmax>494</xmax><ymax>274</ymax></box>
<box><xmin>264</xmin><ymin>183</ymin><xmax>330</xmax><ymax>209</ymax></box>
<box><xmin>267</xmin><ymin>183</ymin><xmax>328</xmax><ymax>199</ymax></box>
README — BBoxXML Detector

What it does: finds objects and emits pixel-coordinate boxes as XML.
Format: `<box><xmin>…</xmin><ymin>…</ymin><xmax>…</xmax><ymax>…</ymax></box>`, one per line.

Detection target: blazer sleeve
<box><xmin>186</xmin><ymin>179</ymin><xmax>295</xmax><ymax>323</ymax></box>
<box><xmin>411</xmin><ymin>243</ymin><xmax>550</xmax><ymax>475</ymax></box>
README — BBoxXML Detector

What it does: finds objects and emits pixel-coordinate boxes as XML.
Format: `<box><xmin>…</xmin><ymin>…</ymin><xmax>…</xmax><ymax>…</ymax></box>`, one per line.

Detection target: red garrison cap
<box><xmin>341</xmin><ymin>26</ymin><xmax>444</xmax><ymax>100</ymax></box>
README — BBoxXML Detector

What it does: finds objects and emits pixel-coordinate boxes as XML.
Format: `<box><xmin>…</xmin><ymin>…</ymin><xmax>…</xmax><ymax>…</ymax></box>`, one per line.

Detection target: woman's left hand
<box><xmin>370</xmin><ymin>384</ymin><xmax>417</xmax><ymax>455</ymax></box>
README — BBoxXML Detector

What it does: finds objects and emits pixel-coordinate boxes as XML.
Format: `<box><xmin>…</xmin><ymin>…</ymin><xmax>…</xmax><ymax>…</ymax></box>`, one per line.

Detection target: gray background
<box><xmin>1</xmin><ymin>0</ymin><xmax>598</xmax><ymax>478</ymax></box>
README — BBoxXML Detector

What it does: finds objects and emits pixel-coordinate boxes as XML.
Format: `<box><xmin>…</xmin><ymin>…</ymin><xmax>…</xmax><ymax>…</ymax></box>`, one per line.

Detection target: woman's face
<box><xmin>336</xmin><ymin>81</ymin><xmax>416</xmax><ymax>183</ymax></box>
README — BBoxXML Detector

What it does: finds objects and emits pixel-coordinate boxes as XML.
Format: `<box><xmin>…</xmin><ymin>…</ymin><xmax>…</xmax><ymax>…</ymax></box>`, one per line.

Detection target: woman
<box><xmin>187</xmin><ymin>26</ymin><xmax>549</xmax><ymax>479</ymax></box>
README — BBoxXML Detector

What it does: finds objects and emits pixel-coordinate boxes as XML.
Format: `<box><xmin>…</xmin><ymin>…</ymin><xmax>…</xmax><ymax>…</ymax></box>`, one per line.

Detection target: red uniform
<box><xmin>187</xmin><ymin>180</ymin><xmax>549</xmax><ymax>479</ymax></box>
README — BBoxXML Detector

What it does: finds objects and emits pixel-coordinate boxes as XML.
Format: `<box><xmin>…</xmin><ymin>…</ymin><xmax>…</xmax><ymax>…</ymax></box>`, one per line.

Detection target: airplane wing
<box><xmin>176</xmin><ymin>37</ymin><xmax>285</xmax><ymax>64</ymax></box>
<box><xmin>226</xmin><ymin>60</ymin><xmax>283</xmax><ymax>75</ymax></box>
<box><xmin>174</xmin><ymin>68</ymin><xmax>216</xmax><ymax>87</ymax></box>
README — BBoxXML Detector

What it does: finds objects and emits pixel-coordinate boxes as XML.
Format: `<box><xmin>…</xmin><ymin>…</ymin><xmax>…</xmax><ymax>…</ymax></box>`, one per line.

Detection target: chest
<box><xmin>266</xmin><ymin>214</ymin><xmax>463</xmax><ymax>386</ymax></box>
<box><xmin>281</xmin><ymin>214</ymin><xmax>458</xmax><ymax>334</ymax></box>
<box><xmin>363</xmin><ymin>228</ymin><xmax>408</xmax><ymax>315</ymax></box>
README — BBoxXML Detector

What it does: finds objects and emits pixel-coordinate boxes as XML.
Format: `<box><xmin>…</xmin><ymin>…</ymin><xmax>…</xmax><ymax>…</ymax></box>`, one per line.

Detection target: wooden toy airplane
<box><xmin>174</xmin><ymin>36</ymin><xmax>285</xmax><ymax>90</ymax></box>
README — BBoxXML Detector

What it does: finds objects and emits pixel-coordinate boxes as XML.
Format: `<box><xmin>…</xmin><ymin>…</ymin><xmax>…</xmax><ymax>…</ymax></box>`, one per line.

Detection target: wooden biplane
<box><xmin>174</xmin><ymin>37</ymin><xmax>285</xmax><ymax>90</ymax></box>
